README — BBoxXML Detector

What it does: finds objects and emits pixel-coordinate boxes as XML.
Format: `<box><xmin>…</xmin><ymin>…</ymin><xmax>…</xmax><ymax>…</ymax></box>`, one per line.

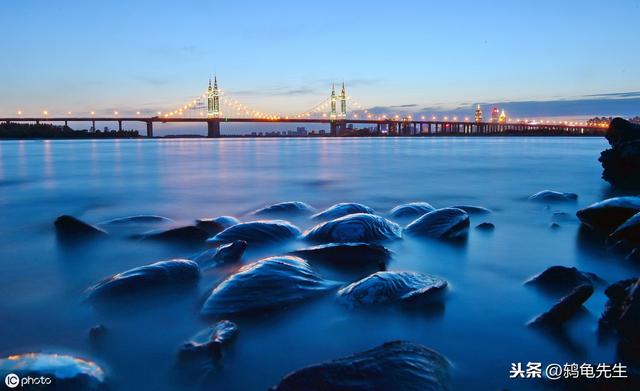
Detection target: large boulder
<box><xmin>0</xmin><ymin>353</ymin><xmax>106</xmax><ymax>390</ymax></box>
<box><xmin>86</xmin><ymin>259</ymin><xmax>199</xmax><ymax>300</ymax></box>
<box><xmin>54</xmin><ymin>215</ymin><xmax>108</xmax><ymax>239</ymax></box>
<box><xmin>303</xmin><ymin>213</ymin><xmax>402</xmax><ymax>244</ymax></box>
<box><xmin>269</xmin><ymin>341</ymin><xmax>451</xmax><ymax>391</ymax></box>
<box><xmin>528</xmin><ymin>190</ymin><xmax>578</xmax><ymax>203</ymax></box>
<box><xmin>195</xmin><ymin>216</ymin><xmax>240</xmax><ymax>236</ymax></box>
<box><xmin>206</xmin><ymin>220</ymin><xmax>301</xmax><ymax>246</ymax></box>
<box><xmin>389</xmin><ymin>202</ymin><xmax>435</xmax><ymax>219</ymax></box>
<box><xmin>606</xmin><ymin>117</ymin><xmax>640</xmax><ymax>147</ymax></box>
<box><xmin>288</xmin><ymin>242</ymin><xmax>392</xmax><ymax>271</ymax></box>
<box><xmin>252</xmin><ymin>201</ymin><xmax>316</xmax><ymax>217</ymax></box>
<box><xmin>609</xmin><ymin>212</ymin><xmax>640</xmax><ymax>244</ymax></box>
<box><xmin>576</xmin><ymin>197</ymin><xmax>640</xmax><ymax>234</ymax></box>
<box><xmin>599</xmin><ymin>118</ymin><xmax>640</xmax><ymax>189</ymax></box>
<box><xmin>192</xmin><ymin>240</ymin><xmax>247</xmax><ymax>267</ymax></box>
<box><xmin>311</xmin><ymin>203</ymin><xmax>375</xmax><ymax>221</ymax></box>
<box><xmin>337</xmin><ymin>271</ymin><xmax>447</xmax><ymax>308</ymax></box>
<box><xmin>529</xmin><ymin>284</ymin><xmax>594</xmax><ymax>327</ymax></box>
<box><xmin>404</xmin><ymin>208</ymin><xmax>469</xmax><ymax>239</ymax></box>
<box><xmin>525</xmin><ymin>266</ymin><xmax>604</xmax><ymax>294</ymax></box>
<box><xmin>201</xmin><ymin>256</ymin><xmax>340</xmax><ymax>317</ymax></box>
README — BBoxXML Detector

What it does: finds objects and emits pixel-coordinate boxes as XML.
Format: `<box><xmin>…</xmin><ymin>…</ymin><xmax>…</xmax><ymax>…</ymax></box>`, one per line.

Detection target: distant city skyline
<box><xmin>1</xmin><ymin>0</ymin><xmax>639</xmax><ymax>125</ymax></box>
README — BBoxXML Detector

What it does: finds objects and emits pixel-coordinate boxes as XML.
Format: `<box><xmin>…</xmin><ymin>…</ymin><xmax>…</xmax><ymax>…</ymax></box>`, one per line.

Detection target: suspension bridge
<box><xmin>1</xmin><ymin>78</ymin><xmax>606</xmax><ymax>137</ymax></box>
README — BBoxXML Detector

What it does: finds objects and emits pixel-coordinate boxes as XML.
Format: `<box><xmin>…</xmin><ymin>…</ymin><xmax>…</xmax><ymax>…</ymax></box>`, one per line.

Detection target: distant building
<box><xmin>498</xmin><ymin>110</ymin><xmax>507</xmax><ymax>124</ymax></box>
<box><xmin>318</xmin><ymin>129</ymin><xmax>326</xmax><ymax>135</ymax></box>
<box><xmin>490</xmin><ymin>107</ymin><xmax>500</xmax><ymax>123</ymax></box>
<box><xmin>296</xmin><ymin>127</ymin><xmax>307</xmax><ymax>136</ymax></box>
<box><xmin>474</xmin><ymin>105</ymin><xmax>483</xmax><ymax>123</ymax></box>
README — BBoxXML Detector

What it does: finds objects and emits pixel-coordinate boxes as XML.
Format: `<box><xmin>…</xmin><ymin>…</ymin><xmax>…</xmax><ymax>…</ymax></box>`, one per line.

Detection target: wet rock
<box><xmin>450</xmin><ymin>205</ymin><xmax>492</xmax><ymax>214</ymax></box>
<box><xmin>195</xmin><ymin>216</ymin><xmax>240</xmax><ymax>236</ymax></box>
<box><xmin>404</xmin><ymin>208</ymin><xmax>470</xmax><ymax>239</ymax></box>
<box><xmin>89</xmin><ymin>325</ymin><xmax>107</xmax><ymax>340</ymax></box>
<box><xmin>576</xmin><ymin>197</ymin><xmax>640</xmax><ymax>234</ymax></box>
<box><xmin>303</xmin><ymin>213</ymin><xmax>402</xmax><ymax>244</ymax></box>
<box><xmin>600</xmin><ymin>118</ymin><xmax>640</xmax><ymax>189</ymax></box>
<box><xmin>529</xmin><ymin>284</ymin><xmax>594</xmax><ymax>327</ymax></box>
<box><xmin>529</xmin><ymin>190</ymin><xmax>578</xmax><ymax>202</ymax></box>
<box><xmin>606</xmin><ymin>117</ymin><xmax>640</xmax><ymax>147</ymax></box>
<box><xmin>0</xmin><ymin>353</ymin><xmax>106</xmax><ymax>390</ymax></box>
<box><xmin>86</xmin><ymin>259</ymin><xmax>199</xmax><ymax>300</ymax></box>
<box><xmin>201</xmin><ymin>256</ymin><xmax>340</xmax><ymax>317</ymax></box>
<box><xmin>337</xmin><ymin>271</ymin><xmax>447</xmax><ymax>308</ymax></box>
<box><xmin>288</xmin><ymin>242</ymin><xmax>392</xmax><ymax>270</ymax></box>
<box><xmin>600</xmin><ymin>278</ymin><xmax>640</xmax><ymax>341</ymax></box>
<box><xmin>98</xmin><ymin>215</ymin><xmax>173</xmax><ymax>225</ymax></box>
<box><xmin>475</xmin><ymin>222</ymin><xmax>495</xmax><ymax>231</ymax></box>
<box><xmin>610</xmin><ymin>212</ymin><xmax>640</xmax><ymax>244</ymax></box>
<box><xmin>54</xmin><ymin>215</ymin><xmax>108</xmax><ymax>239</ymax></box>
<box><xmin>626</xmin><ymin>248</ymin><xmax>640</xmax><ymax>262</ymax></box>
<box><xmin>252</xmin><ymin>201</ymin><xmax>316</xmax><ymax>217</ymax></box>
<box><xmin>206</xmin><ymin>220</ymin><xmax>301</xmax><ymax>246</ymax></box>
<box><xmin>179</xmin><ymin>320</ymin><xmax>238</xmax><ymax>358</ymax></box>
<box><xmin>139</xmin><ymin>226</ymin><xmax>210</xmax><ymax>246</ymax></box>
<box><xmin>526</xmin><ymin>266</ymin><xmax>604</xmax><ymax>293</ymax></box>
<box><xmin>193</xmin><ymin>240</ymin><xmax>247</xmax><ymax>267</ymax></box>
<box><xmin>311</xmin><ymin>203</ymin><xmax>374</xmax><ymax>221</ymax></box>
<box><xmin>389</xmin><ymin>202</ymin><xmax>435</xmax><ymax>219</ymax></box>
<box><xmin>550</xmin><ymin>222</ymin><xmax>561</xmax><ymax>229</ymax></box>
<box><xmin>269</xmin><ymin>340</ymin><xmax>451</xmax><ymax>391</ymax></box>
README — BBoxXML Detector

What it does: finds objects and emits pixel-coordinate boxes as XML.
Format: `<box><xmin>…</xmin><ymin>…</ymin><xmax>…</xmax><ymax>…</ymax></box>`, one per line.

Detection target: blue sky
<box><xmin>1</xmin><ymin>0</ymin><xmax>639</xmax><ymax>124</ymax></box>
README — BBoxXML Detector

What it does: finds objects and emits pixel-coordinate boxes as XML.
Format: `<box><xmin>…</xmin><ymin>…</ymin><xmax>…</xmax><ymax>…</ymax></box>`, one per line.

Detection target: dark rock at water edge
<box><xmin>526</xmin><ymin>266</ymin><xmax>604</xmax><ymax>293</ymax></box>
<box><xmin>269</xmin><ymin>340</ymin><xmax>451</xmax><ymax>391</ymax></box>
<box><xmin>303</xmin><ymin>213</ymin><xmax>402</xmax><ymax>244</ymax></box>
<box><xmin>0</xmin><ymin>353</ymin><xmax>106</xmax><ymax>390</ymax></box>
<box><xmin>86</xmin><ymin>259</ymin><xmax>200</xmax><ymax>300</ymax></box>
<box><xmin>475</xmin><ymin>222</ymin><xmax>495</xmax><ymax>231</ymax></box>
<box><xmin>288</xmin><ymin>242</ymin><xmax>392</xmax><ymax>270</ymax></box>
<box><xmin>310</xmin><ymin>203</ymin><xmax>375</xmax><ymax>221</ymax></box>
<box><xmin>389</xmin><ymin>202</ymin><xmax>435</xmax><ymax>219</ymax></box>
<box><xmin>207</xmin><ymin>220</ymin><xmax>301</xmax><ymax>246</ymax></box>
<box><xmin>610</xmin><ymin>212</ymin><xmax>640</xmax><ymax>244</ymax></box>
<box><xmin>252</xmin><ymin>201</ymin><xmax>316</xmax><ymax>217</ymax></box>
<box><xmin>529</xmin><ymin>190</ymin><xmax>578</xmax><ymax>203</ymax></box>
<box><xmin>337</xmin><ymin>271</ymin><xmax>447</xmax><ymax>308</ymax></box>
<box><xmin>179</xmin><ymin>320</ymin><xmax>239</xmax><ymax>358</ymax></box>
<box><xmin>195</xmin><ymin>216</ymin><xmax>240</xmax><ymax>236</ymax></box>
<box><xmin>606</xmin><ymin>117</ymin><xmax>640</xmax><ymax>147</ymax></box>
<box><xmin>193</xmin><ymin>240</ymin><xmax>247</xmax><ymax>267</ymax></box>
<box><xmin>201</xmin><ymin>256</ymin><xmax>340</xmax><ymax>317</ymax></box>
<box><xmin>139</xmin><ymin>226</ymin><xmax>210</xmax><ymax>246</ymax></box>
<box><xmin>54</xmin><ymin>215</ymin><xmax>108</xmax><ymax>239</ymax></box>
<box><xmin>600</xmin><ymin>118</ymin><xmax>640</xmax><ymax>189</ymax></box>
<box><xmin>404</xmin><ymin>208</ymin><xmax>470</xmax><ymax>239</ymax></box>
<box><xmin>529</xmin><ymin>284</ymin><xmax>594</xmax><ymax>327</ymax></box>
<box><xmin>600</xmin><ymin>278</ymin><xmax>640</xmax><ymax>339</ymax></box>
<box><xmin>576</xmin><ymin>197</ymin><xmax>640</xmax><ymax>234</ymax></box>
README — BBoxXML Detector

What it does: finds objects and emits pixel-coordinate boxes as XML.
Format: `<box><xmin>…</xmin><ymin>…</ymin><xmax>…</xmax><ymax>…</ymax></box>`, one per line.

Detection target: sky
<box><xmin>1</xmin><ymin>0</ymin><xmax>639</xmax><ymax>132</ymax></box>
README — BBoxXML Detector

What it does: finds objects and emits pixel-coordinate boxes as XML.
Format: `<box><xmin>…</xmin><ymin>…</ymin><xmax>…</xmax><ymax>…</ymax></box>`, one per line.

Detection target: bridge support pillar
<box><xmin>118</xmin><ymin>120</ymin><xmax>123</xmax><ymax>132</ymax></box>
<box><xmin>146</xmin><ymin>121</ymin><xmax>154</xmax><ymax>138</ymax></box>
<box><xmin>92</xmin><ymin>120</ymin><xmax>96</xmax><ymax>132</ymax></box>
<box><xmin>376</xmin><ymin>123</ymin><xmax>381</xmax><ymax>134</ymax></box>
<box><xmin>207</xmin><ymin>120</ymin><xmax>221</xmax><ymax>138</ymax></box>
<box><xmin>64</xmin><ymin>120</ymin><xmax>68</xmax><ymax>127</ymax></box>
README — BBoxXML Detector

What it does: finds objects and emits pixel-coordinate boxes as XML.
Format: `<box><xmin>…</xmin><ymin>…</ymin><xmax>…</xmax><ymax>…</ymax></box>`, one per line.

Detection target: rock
<box><xmin>269</xmin><ymin>340</ymin><xmax>451</xmax><ymax>391</ymax></box>
<box><xmin>549</xmin><ymin>222</ymin><xmax>561</xmax><ymax>229</ymax></box>
<box><xmin>609</xmin><ymin>212</ymin><xmax>640</xmax><ymax>244</ymax></box>
<box><xmin>389</xmin><ymin>202</ymin><xmax>435</xmax><ymax>219</ymax></box>
<box><xmin>89</xmin><ymin>325</ymin><xmax>107</xmax><ymax>340</ymax></box>
<box><xmin>206</xmin><ymin>220</ymin><xmax>301</xmax><ymax>246</ymax></box>
<box><xmin>606</xmin><ymin>117</ymin><xmax>640</xmax><ymax>147</ymax></box>
<box><xmin>252</xmin><ymin>201</ymin><xmax>316</xmax><ymax>217</ymax></box>
<box><xmin>475</xmin><ymin>222</ymin><xmax>495</xmax><ymax>231</ymax></box>
<box><xmin>179</xmin><ymin>320</ymin><xmax>239</xmax><ymax>358</ymax></box>
<box><xmin>525</xmin><ymin>266</ymin><xmax>604</xmax><ymax>293</ymax></box>
<box><xmin>303</xmin><ymin>213</ymin><xmax>402</xmax><ymax>244</ymax></box>
<box><xmin>193</xmin><ymin>240</ymin><xmax>247</xmax><ymax>267</ymax></box>
<box><xmin>404</xmin><ymin>208</ymin><xmax>470</xmax><ymax>239</ymax></box>
<box><xmin>98</xmin><ymin>215</ymin><xmax>173</xmax><ymax>225</ymax></box>
<box><xmin>195</xmin><ymin>216</ymin><xmax>240</xmax><ymax>236</ymax></box>
<box><xmin>600</xmin><ymin>118</ymin><xmax>640</xmax><ymax>189</ymax></box>
<box><xmin>311</xmin><ymin>203</ymin><xmax>375</xmax><ymax>221</ymax></box>
<box><xmin>626</xmin><ymin>248</ymin><xmax>640</xmax><ymax>262</ymax></box>
<box><xmin>600</xmin><ymin>278</ymin><xmax>640</xmax><ymax>342</ymax></box>
<box><xmin>529</xmin><ymin>190</ymin><xmax>578</xmax><ymax>202</ymax></box>
<box><xmin>0</xmin><ymin>353</ymin><xmax>106</xmax><ymax>390</ymax></box>
<box><xmin>576</xmin><ymin>197</ymin><xmax>640</xmax><ymax>234</ymax></box>
<box><xmin>201</xmin><ymin>256</ymin><xmax>340</xmax><ymax>317</ymax></box>
<box><xmin>450</xmin><ymin>205</ymin><xmax>492</xmax><ymax>214</ymax></box>
<box><xmin>86</xmin><ymin>259</ymin><xmax>199</xmax><ymax>300</ymax></box>
<box><xmin>139</xmin><ymin>226</ymin><xmax>210</xmax><ymax>246</ymax></box>
<box><xmin>54</xmin><ymin>215</ymin><xmax>108</xmax><ymax>239</ymax></box>
<box><xmin>288</xmin><ymin>242</ymin><xmax>392</xmax><ymax>270</ymax></box>
<box><xmin>337</xmin><ymin>271</ymin><xmax>447</xmax><ymax>308</ymax></box>
<box><xmin>529</xmin><ymin>284</ymin><xmax>594</xmax><ymax>327</ymax></box>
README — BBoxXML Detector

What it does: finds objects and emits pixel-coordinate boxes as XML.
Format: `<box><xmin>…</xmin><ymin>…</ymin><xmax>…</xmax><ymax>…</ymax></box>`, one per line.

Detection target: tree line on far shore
<box><xmin>0</xmin><ymin>123</ymin><xmax>140</xmax><ymax>139</ymax></box>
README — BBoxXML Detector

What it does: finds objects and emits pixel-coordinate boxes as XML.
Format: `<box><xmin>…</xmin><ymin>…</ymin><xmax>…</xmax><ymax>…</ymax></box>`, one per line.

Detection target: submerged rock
<box><xmin>252</xmin><ymin>201</ymin><xmax>316</xmax><ymax>217</ymax></box>
<box><xmin>179</xmin><ymin>320</ymin><xmax>239</xmax><ymax>358</ymax></box>
<box><xmin>475</xmin><ymin>222</ymin><xmax>495</xmax><ymax>231</ymax></box>
<box><xmin>0</xmin><ymin>353</ymin><xmax>106</xmax><ymax>390</ymax></box>
<box><xmin>201</xmin><ymin>256</ymin><xmax>340</xmax><ymax>316</ymax></box>
<box><xmin>195</xmin><ymin>216</ymin><xmax>240</xmax><ymax>236</ymax></box>
<box><xmin>609</xmin><ymin>212</ymin><xmax>640</xmax><ymax>244</ymax></box>
<box><xmin>303</xmin><ymin>213</ymin><xmax>402</xmax><ymax>244</ymax></box>
<box><xmin>98</xmin><ymin>215</ymin><xmax>173</xmax><ymax>225</ymax></box>
<box><xmin>193</xmin><ymin>240</ymin><xmax>247</xmax><ymax>267</ymax></box>
<box><xmin>337</xmin><ymin>271</ymin><xmax>447</xmax><ymax>308</ymax></box>
<box><xmin>549</xmin><ymin>222</ymin><xmax>561</xmax><ymax>229</ymax></box>
<box><xmin>526</xmin><ymin>266</ymin><xmax>604</xmax><ymax>293</ymax></box>
<box><xmin>86</xmin><ymin>259</ymin><xmax>199</xmax><ymax>300</ymax></box>
<box><xmin>389</xmin><ymin>202</ymin><xmax>435</xmax><ymax>219</ymax></box>
<box><xmin>288</xmin><ymin>242</ymin><xmax>392</xmax><ymax>270</ymax></box>
<box><xmin>529</xmin><ymin>284</ymin><xmax>594</xmax><ymax>327</ymax></box>
<box><xmin>89</xmin><ymin>325</ymin><xmax>107</xmax><ymax>341</ymax></box>
<box><xmin>576</xmin><ymin>197</ymin><xmax>640</xmax><ymax>234</ymax></box>
<box><xmin>54</xmin><ymin>215</ymin><xmax>108</xmax><ymax>239</ymax></box>
<box><xmin>269</xmin><ymin>340</ymin><xmax>451</xmax><ymax>391</ymax></box>
<box><xmin>139</xmin><ymin>226</ymin><xmax>210</xmax><ymax>246</ymax></box>
<box><xmin>529</xmin><ymin>190</ymin><xmax>578</xmax><ymax>203</ymax></box>
<box><xmin>206</xmin><ymin>220</ymin><xmax>301</xmax><ymax>246</ymax></box>
<box><xmin>450</xmin><ymin>205</ymin><xmax>492</xmax><ymax>214</ymax></box>
<box><xmin>404</xmin><ymin>208</ymin><xmax>470</xmax><ymax>239</ymax></box>
<box><xmin>600</xmin><ymin>118</ymin><xmax>640</xmax><ymax>189</ymax></box>
<box><xmin>311</xmin><ymin>203</ymin><xmax>375</xmax><ymax>221</ymax></box>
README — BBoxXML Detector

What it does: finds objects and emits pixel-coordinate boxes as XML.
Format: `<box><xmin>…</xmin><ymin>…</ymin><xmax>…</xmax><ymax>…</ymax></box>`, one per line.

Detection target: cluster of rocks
<box><xmin>600</xmin><ymin>118</ymin><xmax>640</xmax><ymax>189</ymax></box>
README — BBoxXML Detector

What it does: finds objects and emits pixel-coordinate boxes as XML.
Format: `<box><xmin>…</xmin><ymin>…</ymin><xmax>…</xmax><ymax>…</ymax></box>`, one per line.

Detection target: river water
<box><xmin>0</xmin><ymin>137</ymin><xmax>636</xmax><ymax>390</ymax></box>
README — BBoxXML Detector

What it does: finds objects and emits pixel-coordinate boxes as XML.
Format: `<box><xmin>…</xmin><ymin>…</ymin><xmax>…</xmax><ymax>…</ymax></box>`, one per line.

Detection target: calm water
<box><xmin>0</xmin><ymin>137</ymin><xmax>637</xmax><ymax>390</ymax></box>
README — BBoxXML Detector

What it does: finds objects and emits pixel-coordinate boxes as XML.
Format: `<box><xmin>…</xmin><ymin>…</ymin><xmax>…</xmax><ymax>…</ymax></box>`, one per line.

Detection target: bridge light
<box><xmin>444</xmin><ymin>116</ymin><xmax>449</xmax><ymax>121</ymax></box>
<box><xmin>114</xmin><ymin>111</ymin><xmax>119</xmax><ymax>116</ymax></box>
<box><xmin>157</xmin><ymin>111</ymin><xmax>161</xmax><ymax>115</ymax></box>
<box><xmin>17</xmin><ymin>110</ymin><xmax>22</xmax><ymax>116</ymax></box>
<box><xmin>43</xmin><ymin>110</ymin><xmax>48</xmax><ymax>116</ymax></box>
<box><xmin>67</xmin><ymin>111</ymin><xmax>72</xmax><ymax>115</ymax></box>
<box><xmin>91</xmin><ymin>111</ymin><xmax>95</xmax><ymax>116</ymax></box>
<box><xmin>421</xmin><ymin>116</ymin><xmax>425</xmax><ymax>120</ymax></box>
<box><xmin>136</xmin><ymin>111</ymin><xmax>141</xmax><ymax>115</ymax></box>
<box><xmin>432</xmin><ymin>116</ymin><xmax>436</xmax><ymax>120</ymax></box>
<box><xmin>453</xmin><ymin>116</ymin><xmax>458</xmax><ymax>121</ymax></box>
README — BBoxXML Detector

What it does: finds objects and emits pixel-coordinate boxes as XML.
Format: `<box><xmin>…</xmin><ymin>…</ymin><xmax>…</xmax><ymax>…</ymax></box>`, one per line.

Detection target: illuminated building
<box><xmin>330</xmin><ymin>84</ymin><xmax>337</xmax><ymax>119</ymax></box>
<box><xmin>498</xmin><ymin>110</ymin><xmax>507</xmax><ymax>124</ymax></box>
<box><xmin>474</xmin><ymin>104</ymin><xmax>483</xmax><ymax>123</ymax></box>
<box><xmin>490</xmin><ymin>107</ymin><xmax>500</xmax><ymax>123</ymax></box>
<box><xmin>207</xmin><ymin>77</ymin><xmax>220</xmax><ymax>118</ymax></box>
<box><xmin>339</xmin><ymin>82</ymin><xmax>347</xmax><ymax>118</ymax></box>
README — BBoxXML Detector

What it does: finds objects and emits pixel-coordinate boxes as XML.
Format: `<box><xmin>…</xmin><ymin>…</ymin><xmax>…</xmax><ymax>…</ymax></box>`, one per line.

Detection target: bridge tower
<box><xmin>207</xmin><ymin>77</ymin><xmax>220</xmax><ymax>118</ymax></box>
<box><xmin>330</xmin><ymin>84</ymin><xmax>337</xmax><ymax>119</ymax></box>
<box><xmin>474</xmin><ymin>104</ymin><xmax>483</xmax><ymax>123</ymax></box>
<box><xmin>338</xmin><ymin>82</ymin><xmax>347</xmax><ymax>118</ymax></box>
